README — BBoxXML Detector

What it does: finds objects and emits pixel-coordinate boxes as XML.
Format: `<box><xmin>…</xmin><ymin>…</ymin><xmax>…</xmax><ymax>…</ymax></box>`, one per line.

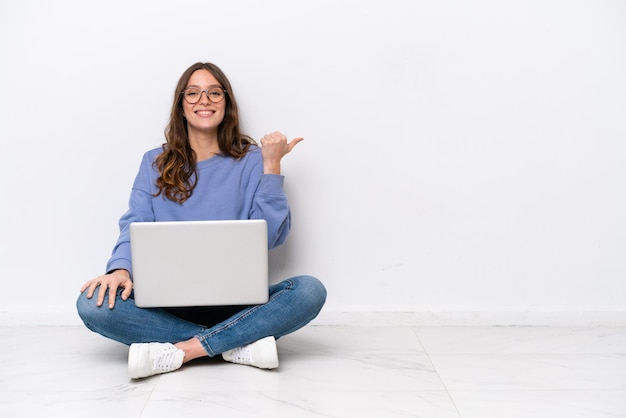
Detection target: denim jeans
<box><xmin>76</xmin><ymin>275</ymin><xmax>326</xmax><ymax>356</ymax></box>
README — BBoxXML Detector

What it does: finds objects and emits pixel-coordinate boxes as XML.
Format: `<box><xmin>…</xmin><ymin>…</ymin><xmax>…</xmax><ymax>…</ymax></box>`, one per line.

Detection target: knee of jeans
<box><xmin>76</xmin><ymin>291</ymin><xmax>105</xmax><ymax>327</ymax></box>
<box><xmin>292</xmin><ymin>275</ymin><xmax>327</xmax><ymax>309</ymax></box>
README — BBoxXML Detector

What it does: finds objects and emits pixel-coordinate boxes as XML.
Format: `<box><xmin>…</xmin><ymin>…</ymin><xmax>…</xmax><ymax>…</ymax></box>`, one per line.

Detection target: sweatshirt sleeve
<box><xmin>105</xmin><ymin>152</ymin><xmax>156</xmax><ymax>275</ymax></box>
<box><xmin>250</xmin><ymin>173</ymin><xmax>291</xmax><ymax>249</ymax></box>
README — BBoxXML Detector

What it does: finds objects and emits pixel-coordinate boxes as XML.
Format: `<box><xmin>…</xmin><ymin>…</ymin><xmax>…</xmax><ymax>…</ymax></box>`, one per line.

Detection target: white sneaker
<box><xmin>128</xmin><ymin>342</ymin><xmax>185</xmax><ymax>379</ymax></box>
<box><xmin>222</xmin><ymin>336</ymin><xmax>279</xmax><ymax>369</ymax></box>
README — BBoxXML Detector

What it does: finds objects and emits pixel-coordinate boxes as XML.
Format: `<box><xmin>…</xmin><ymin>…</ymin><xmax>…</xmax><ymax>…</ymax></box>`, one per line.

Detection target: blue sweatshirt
<box><xmin>105</xmin><ymin>145</ymin><xmax>290</xmax><ymax>275</ymax></box>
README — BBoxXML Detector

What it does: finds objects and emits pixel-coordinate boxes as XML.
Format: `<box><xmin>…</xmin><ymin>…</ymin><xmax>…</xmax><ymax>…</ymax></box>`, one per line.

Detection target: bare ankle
<box><xmin>175</xmin><ymin>337</ymin><xmax>207</xmax><ymax>363</ymax></box>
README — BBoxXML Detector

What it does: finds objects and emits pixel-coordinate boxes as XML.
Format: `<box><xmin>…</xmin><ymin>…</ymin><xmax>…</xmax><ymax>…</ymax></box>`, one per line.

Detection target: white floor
<box><xmin>1</xmin><ymin>325</ymin><xmax>625</xmax><ymax>417</ymax></box>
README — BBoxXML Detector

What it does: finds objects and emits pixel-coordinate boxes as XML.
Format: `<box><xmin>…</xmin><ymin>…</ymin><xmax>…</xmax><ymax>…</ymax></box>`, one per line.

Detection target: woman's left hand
<box><xmin>261</xmin><ymin>131</ymin><xmax>303</xmax><ymax>174</ymax></box>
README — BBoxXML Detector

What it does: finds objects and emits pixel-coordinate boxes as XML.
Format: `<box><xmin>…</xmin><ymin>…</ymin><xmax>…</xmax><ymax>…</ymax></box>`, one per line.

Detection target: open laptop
<box><xmin>129</xmin><ymin>219</ymin><xmax>269</xmax><ymax>308</ymax></box>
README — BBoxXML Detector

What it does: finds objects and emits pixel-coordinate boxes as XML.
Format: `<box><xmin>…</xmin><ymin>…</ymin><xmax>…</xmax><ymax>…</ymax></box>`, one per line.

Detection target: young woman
<box><xmin>76</xmin><ymin>62</ymin><xmax>326</xmax><ymax>379</ymax></box>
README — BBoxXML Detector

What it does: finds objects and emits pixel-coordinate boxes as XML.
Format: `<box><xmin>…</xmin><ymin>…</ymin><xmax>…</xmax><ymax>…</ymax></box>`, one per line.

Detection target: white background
<box><xmin>1</xmin><ymin>0</ymin><xmax>625</xmax><ymax>324</ymax></box>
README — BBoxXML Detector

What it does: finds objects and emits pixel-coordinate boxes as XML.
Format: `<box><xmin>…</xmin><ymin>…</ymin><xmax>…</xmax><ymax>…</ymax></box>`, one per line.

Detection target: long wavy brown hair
<box><xmin>153</xmin><ymin>62</ymin><xmax>255</xmax><ymax>204</ymax></box>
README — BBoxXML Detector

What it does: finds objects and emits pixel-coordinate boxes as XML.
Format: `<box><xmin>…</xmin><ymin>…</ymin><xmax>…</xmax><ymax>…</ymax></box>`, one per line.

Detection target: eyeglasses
<box><xmin>181</xmin><ymin>86</ymin><xmax>227</xmax><ymax>104</ymax></box>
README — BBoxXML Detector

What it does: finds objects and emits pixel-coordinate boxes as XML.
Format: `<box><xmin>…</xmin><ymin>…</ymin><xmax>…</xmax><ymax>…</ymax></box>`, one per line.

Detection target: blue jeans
<box><xmin>76</xmin><ymin>275</ymin><xmax>326</xmax><ymax>356</ymax></box>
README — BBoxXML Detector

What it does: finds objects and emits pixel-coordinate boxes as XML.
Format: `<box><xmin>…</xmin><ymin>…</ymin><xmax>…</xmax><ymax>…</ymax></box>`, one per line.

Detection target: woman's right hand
<box><xmin>80</xmin><ymin>269</ymin><xmax>133</xmax><ymax>309</ymax></box>
<box><xmin>260</xmin><ymin>131</ymin><xmax>303</xmax><ymax>175</ymax></box>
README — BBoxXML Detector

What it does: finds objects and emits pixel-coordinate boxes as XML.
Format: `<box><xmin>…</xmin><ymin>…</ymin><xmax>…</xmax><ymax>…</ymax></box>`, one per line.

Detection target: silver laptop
<box><xmin>129</xmin><ymin>219</ymin><xmax>269</xmax><ymax>308</ymax></box>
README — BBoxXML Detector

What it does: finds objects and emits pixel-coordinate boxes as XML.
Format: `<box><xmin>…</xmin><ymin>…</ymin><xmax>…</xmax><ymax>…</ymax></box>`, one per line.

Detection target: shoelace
<box><xmin>152</xmin><ymin>346</ymin><xmax>181</xmax><ymax>371</ymax></box>
<box><xmin>229</xmin><ymin>346</ymin><xmax>253</xmax><ymax>363</ymax></box>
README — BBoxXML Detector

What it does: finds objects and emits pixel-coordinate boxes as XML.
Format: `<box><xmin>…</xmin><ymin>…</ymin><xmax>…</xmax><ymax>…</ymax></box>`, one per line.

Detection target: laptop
<box><xmin>129</xmin><ymin>219</ymin><xmax>269</xmax><ymax>308</ymax></box>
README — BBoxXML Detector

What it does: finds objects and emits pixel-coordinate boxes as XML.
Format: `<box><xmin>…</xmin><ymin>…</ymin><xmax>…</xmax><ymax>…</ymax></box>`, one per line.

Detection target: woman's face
<box><xmin>182</xmin><ymin>69</ymin><xmax>226</xmax><ymax>136</ymax></box>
